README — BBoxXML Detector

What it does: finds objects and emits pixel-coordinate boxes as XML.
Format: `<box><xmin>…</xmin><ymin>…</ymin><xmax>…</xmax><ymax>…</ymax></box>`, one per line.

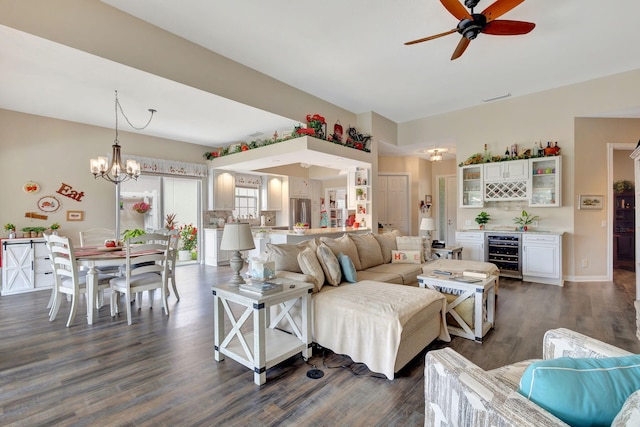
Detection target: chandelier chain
<box><xmin>114</xmin><ymin>90</ymin><xmax>156</xmax><ymax>135</ymax></box>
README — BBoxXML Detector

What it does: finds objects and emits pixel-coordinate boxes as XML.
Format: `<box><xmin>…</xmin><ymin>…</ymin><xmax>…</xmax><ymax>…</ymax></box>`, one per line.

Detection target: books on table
<box><xmin>462</xmin><ymin>270</ymin><xmax>489</xmax><ymax>279</ymax></box>
<box><xmin>239</xmin><ymin>280</ymin><xmax>284</xmax><ymax>295</ymax></box>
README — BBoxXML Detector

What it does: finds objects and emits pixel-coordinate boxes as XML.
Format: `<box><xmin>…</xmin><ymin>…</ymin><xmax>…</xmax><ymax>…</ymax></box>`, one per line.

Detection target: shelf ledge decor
<box><xmin>203</xmin><ymin>116</ymin><xmax>372</xmax><ymax>161</ymax></box>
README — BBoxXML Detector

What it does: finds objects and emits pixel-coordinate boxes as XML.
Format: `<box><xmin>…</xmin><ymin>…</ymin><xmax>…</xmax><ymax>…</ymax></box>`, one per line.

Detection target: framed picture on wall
<box><xmin>578</xmin><ymin>195</ymin><xmax>603</xmax><ymax>210</ymax></box>
<box><xmin>66</xmin><ymin>210</ymin><xmax>84</xmax><ymax>221</ymax></box>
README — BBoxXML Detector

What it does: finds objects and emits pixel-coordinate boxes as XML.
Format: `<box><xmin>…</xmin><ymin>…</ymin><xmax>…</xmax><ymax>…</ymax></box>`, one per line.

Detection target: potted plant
<box><xmin>122</xmin><ymin>228</ymin><xmax>146</xmax><ymax>243</ymax></box>
<box><xmin>21</xmin><ymin>226</ymin><xmax>34</xmax><ymax>238</ymax></box>
<box><xmin>50</xmin><ymin>222</ymin><xmax>60</xmax><ymax>235</ymax></box>
<box><xmin>514</xmin><ymin>210</ymin><xmax>540</xmax><ymax>231</ymax></box>
<box><xmin>178</xmin><ymin>224</ymin><xmax>197</xmax><ymax>261</ymax></box>
<box><xmin>356</xmin><ymin>188</ymin><xmax>365</xmax><ymax>200</ymax></box>
<box><xmin>475</xmin><ymin>211</ymin><xmax>490</xmax><ymax>229</ymax></box>
<box><xmin>132</xmin><ymin>201</ymin><xmax>151</xmax><ymax>214</ymax></box>
<box><xmin>32</xmin><ymin>227</ymin><xmax>47</xmax><ymax>237</ymax></box>
<box><xmin>4</xmin><ymin>223</ymin><xmax>16</xmax><ymax>238</ymax></box>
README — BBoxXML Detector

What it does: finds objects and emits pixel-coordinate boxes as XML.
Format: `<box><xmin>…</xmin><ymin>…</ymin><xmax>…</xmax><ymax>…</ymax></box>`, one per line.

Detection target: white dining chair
<box><xmin>44</xmin><ymin>233</ymin><xmax>112</xmax><ymax>327</ymax></box>
<box><xmin>109</xmin><ymin>232</ymin><xmax>171</xmax><ymax>325</ymax></box>
<box><xmin>79</xmin><ymin>228</ymin><xmax>117</xmax><ymax>247</ymax></box>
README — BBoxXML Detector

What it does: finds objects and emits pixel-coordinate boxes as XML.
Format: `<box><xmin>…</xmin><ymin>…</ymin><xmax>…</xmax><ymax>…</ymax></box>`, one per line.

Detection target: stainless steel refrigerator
<box><xmin>290</xmin><ymin>198</ymin><xmax>312</xmax><ymax>229</ymax></box>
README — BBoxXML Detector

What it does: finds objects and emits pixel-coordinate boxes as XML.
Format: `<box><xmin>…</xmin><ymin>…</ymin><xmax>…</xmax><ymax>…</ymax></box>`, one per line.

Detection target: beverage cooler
<box><xmin>485</xmin><ymin>233</ymin><xmax>522</xmax><ymax>279</ymax></box>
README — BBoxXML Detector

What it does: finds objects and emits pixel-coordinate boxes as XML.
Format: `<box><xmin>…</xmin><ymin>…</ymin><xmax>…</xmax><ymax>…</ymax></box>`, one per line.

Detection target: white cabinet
<box><xmin>484</xmin><ymin>159</ymin><xmax>529</xmax><ymax>182</ymax></box>
<box><xmin>261</xmin><ymin>176</ymin><xmax>282</xmax><ymax>211</ymax></box>
<box><xmin>522</xmin><ymin>233</ymin><xmax>563</xmax><ymax>286</ymax></box>
<box><xmin>455</xmin><ymin>231</ymin><xmax>485</xmax><ymax>261</ymax></box>
<box><xmin>209</xmin><ymin>170</ymin><xmax>235</xmax><ymax>210</ymax></box>
<box><xmin>529</xmin><ymin>156</ymin><xmax>561</xmax><ymax>207</ymax></box>
<box><xmin>289</xmin><ymin>177</ymin><xmax>309</xmax><ymax>198</ymax></box>
<box><xmin>458</xmin><ymin>165</ymin><xmax>483</xmax><ymax>208</ymax></box>
<box><xmin>204</xmin><ymin>229</ymin><xmax>230</xmax><ymax>266</ymax></box>
<box><xmin>310</xmin><ymin>180</ymin><xmax>322</xmax><ymax>204</ymax></box>
<box><xmin>1</xmin><ymin>238</ymin><xmax>54</xmax><ymax>295</ymax></box>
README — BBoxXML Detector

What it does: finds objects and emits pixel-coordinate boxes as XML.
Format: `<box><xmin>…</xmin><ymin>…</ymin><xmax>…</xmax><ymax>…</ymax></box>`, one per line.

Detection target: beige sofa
<box><xmin>266</xmin><ymin>230</ymin><xmax>499</xmax><ymax>291</ymax></box>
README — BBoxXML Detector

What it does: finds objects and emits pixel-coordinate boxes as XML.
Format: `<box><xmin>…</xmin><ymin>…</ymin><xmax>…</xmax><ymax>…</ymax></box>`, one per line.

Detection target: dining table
<box><xmin>74</xmin><ymin>246</ymin><xmax>130</xmax><ymax>325</ymax></box>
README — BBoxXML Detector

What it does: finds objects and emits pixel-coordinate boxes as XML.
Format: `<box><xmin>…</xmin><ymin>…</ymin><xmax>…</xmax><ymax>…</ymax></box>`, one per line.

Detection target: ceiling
<box><xmin>2</xmin><ymin>0</ymin><xmax>640</xmax><ymax>163</ymax></box>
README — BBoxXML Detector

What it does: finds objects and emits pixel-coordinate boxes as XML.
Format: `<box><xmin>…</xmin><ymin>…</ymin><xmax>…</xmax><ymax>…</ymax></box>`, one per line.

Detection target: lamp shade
<box><xmin>220</xmin><ymin>223</ymin><xmax>256</xmax><ymax>251</ymax></box>
<box><xmin>420</xmin><ymin>218</ymin><xmax>436</xmax><ymax>231</ymax></box>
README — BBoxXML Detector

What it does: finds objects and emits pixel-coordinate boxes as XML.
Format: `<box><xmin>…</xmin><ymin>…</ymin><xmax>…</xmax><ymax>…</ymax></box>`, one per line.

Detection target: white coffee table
<box><xmin>212</xmin><ymin>279</ymin><xmax>313</xmax><ymax>385</ymax></box>
<box><xmin>417</xmin><ymin>274</ymin><xmax>496</xmax><ymax>343</ymax></box>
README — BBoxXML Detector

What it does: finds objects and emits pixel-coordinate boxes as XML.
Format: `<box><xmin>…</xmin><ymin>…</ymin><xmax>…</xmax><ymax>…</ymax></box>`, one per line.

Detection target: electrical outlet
<box><xmin>602</xmin><ymin>220</ymin><xmax>606</xmax><ymax>228</ymax></box>
<box><xmin>581</xmin><ymin>259</ymin><xmax>589</xmax><ymax>268</ymax></box>
<box><xmin>465</xmin><ymin>219</ymin><xmax>471</xmax><ymax>226</ymax></box>
<box><xmin>532</xmin><ymin>220</ymin><xmax>538</xmax><ymax>227</ymax></box>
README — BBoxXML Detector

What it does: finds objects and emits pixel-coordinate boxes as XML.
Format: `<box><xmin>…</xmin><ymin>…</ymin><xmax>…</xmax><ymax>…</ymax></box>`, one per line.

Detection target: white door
<box><xmin>445</xmin><ymin>175</ymin><xmax>457</xmax><ymax>245</ymax></box>
<box><xmin>378</xmin><ymin>175</ymin><xmax>409</xmax><ymax>235</ymax></box>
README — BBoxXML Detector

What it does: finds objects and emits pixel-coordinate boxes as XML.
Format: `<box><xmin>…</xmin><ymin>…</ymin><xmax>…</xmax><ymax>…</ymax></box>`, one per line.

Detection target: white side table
<box><xmin>417</xmin><ymin>274</ymin><xmax>496</xmax><ymax>343</ymax></box>
<box><xmin>212</xmin><ymin>280</ymin><xmax>313</xmax><ymax>385</ymax></box>
<box><xmin>431</xmin><ymin>245</ymin><xmax>463</xmax><ymax>260</ymax></box>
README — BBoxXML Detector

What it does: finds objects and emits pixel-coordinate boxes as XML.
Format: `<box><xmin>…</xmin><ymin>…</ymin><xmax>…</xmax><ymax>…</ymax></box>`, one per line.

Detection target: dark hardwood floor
<box><xmin>1</xmin><ymin>266</ymin><xmax>639</xmax><ymax>426</ymax></box>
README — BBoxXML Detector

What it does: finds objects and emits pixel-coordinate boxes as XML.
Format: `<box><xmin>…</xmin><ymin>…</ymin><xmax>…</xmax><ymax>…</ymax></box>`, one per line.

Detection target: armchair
<box><xmin>424</xmin><ymin>328</ymin><xmax>634</xmax><ymax>426</ymax></box>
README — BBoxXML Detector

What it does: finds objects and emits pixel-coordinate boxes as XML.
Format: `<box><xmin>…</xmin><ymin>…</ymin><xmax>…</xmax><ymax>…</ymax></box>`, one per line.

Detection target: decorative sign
<box><xmin>56</xmin><ymin>182</ymin><xmax>85</xmax><ymax>202</ymax></box>
<box><xmin>66</xmin><ymin>210</ymin><xmax>84</xmax><ymax>221</ymax></box>
<box><xmin>37</xmin><ymin>195</ymin><xmax>61</xmax><ymax>213</ymax></box>
<box><xmin>23</xmin><ymin>181</ymin><xmax>40</xmax><ymax>194</ymax></box>
<box><xmin>25</xmin><ymin>212</ymin><xmax>48</xmax><ymax>220</ymax></box>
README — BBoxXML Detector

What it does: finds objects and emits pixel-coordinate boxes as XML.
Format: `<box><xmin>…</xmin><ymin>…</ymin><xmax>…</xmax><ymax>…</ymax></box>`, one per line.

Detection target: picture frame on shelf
<box><xmin>578</xmin><ymin>195</ymin><xmax>603</xmax><ymax>210</ymax></box>
<box><xmin>66</xmin><ymin>210</ymin><xmax>84</xmax><ymax>221</ymax></box>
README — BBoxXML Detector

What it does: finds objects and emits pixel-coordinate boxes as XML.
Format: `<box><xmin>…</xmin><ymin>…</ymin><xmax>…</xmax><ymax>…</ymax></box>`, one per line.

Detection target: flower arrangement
<box><xmin>179</xmin><ymin>224</ymin><xmax>197</xmax><ymax>251</ymax></box>
<box><xmin>4</xmin><ymin>223</ymin><xmax>15</xmax><ymax>231</ymax></box>
<box><xmin>50</xmin><ymin>222</ymin><xmax>60</xmax><ymax>230</ymax></box>
<box><xmin>202</xmin><ymin>113</ymin><xmax>372</xmax><ymax>160</ymax></box>
<box><xmin>132</xmin><ymin>201</ymin><xmax>150</xmax><ymax>214</ymax></box>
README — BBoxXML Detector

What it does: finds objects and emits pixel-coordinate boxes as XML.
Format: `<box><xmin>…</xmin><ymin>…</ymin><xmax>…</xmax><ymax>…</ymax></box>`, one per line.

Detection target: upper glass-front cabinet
<box><xmin>459</xmin><ymin>164</ymin><xmax>483</xmax><ymax>208</ymax></box>
<box><xmin>529</xmin><ymin>156</ymin><xmax>561</xmax><ymax>207</ymax></box>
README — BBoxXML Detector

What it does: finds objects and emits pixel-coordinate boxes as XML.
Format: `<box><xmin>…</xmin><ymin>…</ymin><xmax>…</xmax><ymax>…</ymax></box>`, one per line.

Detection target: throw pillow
<box><xmin>320</xmin><ymin>234</ymin><xmax>362</xmax><ymax>271</ymax></box>
<box><xmin>373</xmin><ymin>230</ymin><xmax>401</xmax><ymax>263</ymax></box>
<box><xmin>396</xmin><ymin>236</ymin><xmax>426</xmax><ymax>262</ymax></box>
<box><xmin>297</xmin><ymin>247</ymin><xmax>325</xmax><ymax>292</ymax></box>
<box><xmin>349</xmin><ymin>233</ymin><xmax>384</xmax><ymax>270</ymax></box>
<box><xmin>266</xmin><ymin>240</ymin><xmax>317</xmax><ymax>273</ymax></box>
<box><xmin>518</xmin><ymin>355</ymin><xmax>640</xmax><ymax>427</ymax></box>
<box><xmin>316</xmin><ymin>244</ymin><xmax>342</xmax><ymax>286</ymax></box>
<box><xmin>337</xmin><ymin>252</ymin><xmax>357</xmax><ymax>283</ymax></box>
<box><xmin>390</xmin><ymin>249</ymin><xmax>421</xmax><ymax>264</ymax></box>
<box><xmin>612</xmin><ymin>389</ymin><xmax>640</xmax><ymax>427</ymax></box>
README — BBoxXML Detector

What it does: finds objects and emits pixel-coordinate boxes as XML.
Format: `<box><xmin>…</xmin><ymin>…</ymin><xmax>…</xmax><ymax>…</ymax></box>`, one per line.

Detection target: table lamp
<box><xmin>420</xmin><ymin>217</ymin><xmax>436</xmax><ymax>239</ymax></box>
<box><xmin>220</xmin><ymin>223</ymin><xmax>256</xmax><ymax>286</ymax></box>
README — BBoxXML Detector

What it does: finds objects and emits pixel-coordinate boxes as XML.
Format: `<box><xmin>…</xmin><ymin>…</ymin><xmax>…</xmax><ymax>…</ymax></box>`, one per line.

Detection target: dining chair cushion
<box><xmin>60</xmin><ymin>273</ymin><xmax>113</xmax><ymax>288</ymax></box>
<box><xmin>110</xmin><ymin>272</ymin><xmax>164</xmax><ymax>288</ymax></box>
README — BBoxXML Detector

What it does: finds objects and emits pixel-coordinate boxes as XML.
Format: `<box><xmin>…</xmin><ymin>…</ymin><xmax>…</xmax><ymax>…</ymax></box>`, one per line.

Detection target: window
<box><xmin>234</xmin><ymin>186</ymin><xmax>259</xmax><ymax>219</ymax></box>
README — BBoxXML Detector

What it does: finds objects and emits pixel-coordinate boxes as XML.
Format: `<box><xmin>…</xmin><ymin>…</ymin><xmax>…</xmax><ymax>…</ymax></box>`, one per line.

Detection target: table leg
<box><xmin>474</xmin><ymin>286</ymin><xmax>483</xmax><ymax>342</ymax></box>
<box><xmin>213</xmin><ymin>293</ymin><xmax>224</xmax><ymax>362</ymax></box>
<box><xmin>86</xmin><ymin>266</ymin><xmax>98</xmax><ymax>325</ymax></box>
<box><xmin>301</xmin><ymin>292</ymin><xmax>312</xmax><ymax>360</ymax></box>
<box><xmin>254</xmin><ymin>302</ymin><xmax>267</xmax><ymax>386</ymax></box>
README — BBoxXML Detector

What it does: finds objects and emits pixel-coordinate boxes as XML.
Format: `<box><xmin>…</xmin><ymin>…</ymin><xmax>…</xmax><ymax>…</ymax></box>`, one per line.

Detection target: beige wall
<box><xmin>0</xmin><ymin>109</ymin><xmax>210</xmax><ymax>246</ymax></box>
<box><xmin>398</xmin><ymin>70</ymin><xmax>640</xmax><ymax>280</ymax></box>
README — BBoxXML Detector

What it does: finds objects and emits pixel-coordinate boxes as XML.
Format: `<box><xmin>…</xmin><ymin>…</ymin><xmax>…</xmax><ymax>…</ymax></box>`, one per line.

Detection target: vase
<box><xmin>178</xmin><ymin>250</ymin><xmax>191</xmax><ymax>261</ymax></box>
<box><xmin>8</xmin><ymin>230</ymin><xmax>15</xmax><ymax>239</ymax></box>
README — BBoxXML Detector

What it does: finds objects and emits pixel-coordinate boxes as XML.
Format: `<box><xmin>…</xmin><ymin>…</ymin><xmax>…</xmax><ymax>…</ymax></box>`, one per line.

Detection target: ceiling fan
<box><xmin>405</xmin><ymin>0</ymin><xmax>535</xmax><ymax>60</ymax></box>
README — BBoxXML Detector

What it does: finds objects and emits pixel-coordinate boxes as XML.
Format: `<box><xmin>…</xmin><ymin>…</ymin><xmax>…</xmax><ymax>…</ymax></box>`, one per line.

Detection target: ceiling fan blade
<box><xmin>451</xmin><ymin>36</ymin><xmax>471</xmax><ymax>60</ymax></box>
<box><xmin>404</xmin><ymin>28</ymin><xmax>458</xmax><ymax>45</ymax></box>
<box><xmin>440</xmin><ymin>0</ymin><xmax>471</xmax><ymax>20</ymax></box>
<box><xmin>483</xmin><ymin>20</ymin><xmax>535</xmax><ymax>35</ymax></box>
<box><xmin>481</xmin><ymin>0</ymin><xmax>525</xmax><ymax>23</ymax></box>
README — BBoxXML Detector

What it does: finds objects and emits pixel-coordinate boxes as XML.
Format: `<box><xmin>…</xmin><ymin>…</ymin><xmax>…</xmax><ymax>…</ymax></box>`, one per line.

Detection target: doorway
<box><xmin>608</xmin><ymin>143</ymin><xmax>636</xmax><ymax>279</ymax></box>
<box><xmin>436</xmin><ymin>174</ymin><xmax>457</xmax><ymax>244</ymax></box>
<box><xmin>119</xmin><ymin>175</ymin><xmax>202</xmax><ymax>263</ymax></box>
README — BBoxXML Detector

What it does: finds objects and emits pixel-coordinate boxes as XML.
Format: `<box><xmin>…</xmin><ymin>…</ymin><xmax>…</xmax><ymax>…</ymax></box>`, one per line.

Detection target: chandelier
<box><xmin>425</xmin><ymin>148</ymin><xmax>448</xmax><ymax>162</ymax></box>
<box><xmin>90</xmin><ymin>90</ymin><xmax>156</xmax><ymax>184</ymax></box>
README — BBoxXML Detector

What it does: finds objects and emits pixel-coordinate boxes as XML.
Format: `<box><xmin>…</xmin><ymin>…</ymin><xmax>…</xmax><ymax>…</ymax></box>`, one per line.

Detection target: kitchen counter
<box><xmin>459</xmin><ymin>229</ymin><xmax>565</xmax><ymax>235</ymax></box>
<box><xmin>268</xmin><ymin>227</ymin><xmax>370</xmax><ymax>244</ymax></box>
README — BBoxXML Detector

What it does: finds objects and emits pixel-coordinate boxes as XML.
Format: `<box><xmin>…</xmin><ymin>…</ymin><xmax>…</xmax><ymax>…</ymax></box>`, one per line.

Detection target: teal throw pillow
<box><xmin>518</xmin><ymin>355</ymin><xmax>640</xmax><ymax>427</ymax></box>
<box><xmin>337</xmin><ymin>252</ymin><xmax>357</xmax><ymax>283</ymax></box>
